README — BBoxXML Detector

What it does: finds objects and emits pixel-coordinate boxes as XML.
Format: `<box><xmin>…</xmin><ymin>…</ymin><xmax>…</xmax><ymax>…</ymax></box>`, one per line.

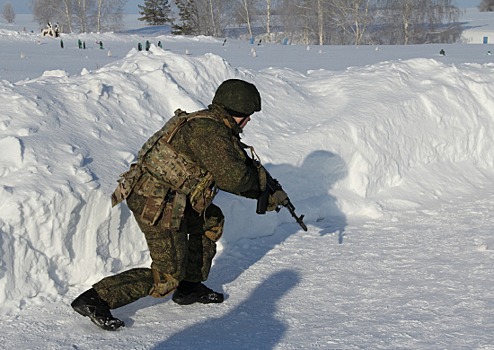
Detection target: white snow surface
<box><xmin>1</xmin><ymin>12</ymin><xmax>494</xmax><ymax>350</ymax></box>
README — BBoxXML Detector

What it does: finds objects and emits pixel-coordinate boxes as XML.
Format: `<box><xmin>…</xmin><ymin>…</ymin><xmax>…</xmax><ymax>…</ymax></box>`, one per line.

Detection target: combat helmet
<box><xmin>212</xmin><ymin>79</ymin><xmax>261</xmax><ymax>116</ymax></box>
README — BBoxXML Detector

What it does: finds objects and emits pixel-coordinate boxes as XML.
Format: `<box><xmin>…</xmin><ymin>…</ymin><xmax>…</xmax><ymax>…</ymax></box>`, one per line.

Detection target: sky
<box><xmin>1</xmin><ymin>7</ymin><xmax>494</xmax><ymax>350</ymax></box>
<box><xmin>0</xmin><ymin>0</ymin><xmax>483</xmax><ymax>15</ymax></box>
<box><xmin>0</xmin><ymin>0</ymin><xmax>143</xmax><ymax>14</ymax></box>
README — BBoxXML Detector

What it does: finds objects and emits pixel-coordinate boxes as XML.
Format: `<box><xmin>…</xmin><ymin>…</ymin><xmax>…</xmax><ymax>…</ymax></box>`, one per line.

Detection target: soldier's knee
<box><xmin>204</xmin><ymin>218</ymin><xmax>224</xmax><ymax>242</ymax></box>
<box><xmin>205</xmin><ymin>203</ymin><xmax>224</xmax><ymax>222</ymax></box>
<box><xmin>149</xmin><ymin>268</ymin><xmax>180</xmax><ymax>298</ymax></box>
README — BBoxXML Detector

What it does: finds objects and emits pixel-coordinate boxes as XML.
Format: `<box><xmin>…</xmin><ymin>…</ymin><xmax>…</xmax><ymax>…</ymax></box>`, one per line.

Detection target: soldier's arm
<box><xmin>186</xmin><ymin>119</ymin><xmax>261</xmax><ymax>196</ymax></box>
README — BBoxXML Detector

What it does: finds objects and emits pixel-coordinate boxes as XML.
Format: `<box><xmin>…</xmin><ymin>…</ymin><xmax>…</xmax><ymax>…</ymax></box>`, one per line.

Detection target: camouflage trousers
<box><xmin>93</xmin><ymin>191</ymin><xmax>224</xmax><ymax>309</ymax></box>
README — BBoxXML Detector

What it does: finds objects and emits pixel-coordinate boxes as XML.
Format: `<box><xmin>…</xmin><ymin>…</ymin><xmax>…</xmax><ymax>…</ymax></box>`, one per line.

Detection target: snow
<box><xmin>1</xmin><ymin>11</ymin><xmax>494</xmax><ymax>350</ymax></box>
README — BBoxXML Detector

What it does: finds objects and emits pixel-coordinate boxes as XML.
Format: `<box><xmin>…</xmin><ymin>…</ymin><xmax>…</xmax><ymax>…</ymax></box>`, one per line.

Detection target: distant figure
<box><xmin>41</xmin><ymin>22</ymin><xmax>60</xmax><ymax>37</ymax></box>
<box><xmin>145</xmin><ymin>40</ymin><xmax>151</xmax><ymax>51</ymax></box>
<box><xmin>257</xmin><ymin>39</ymin><xmax>262</xmax><ymax>46</ymax></box>
<box><xmin>222</xmin><ymin>38</ymin><xmax>227</xmax><ymax>46</ymax></box>
<box><xmin>138</xmin><ymin>43</ymin><xmax>142</xmax><ymax>51</ymax></box>
<box><xmin>439</xmin><ymin>49</ymin><xmax>445</xmax><ymax>56</ymax></box>
<box><xmin>158</xmin><ymin>41</ymin><xmax>162</xmax><ymax>49</ymax></box>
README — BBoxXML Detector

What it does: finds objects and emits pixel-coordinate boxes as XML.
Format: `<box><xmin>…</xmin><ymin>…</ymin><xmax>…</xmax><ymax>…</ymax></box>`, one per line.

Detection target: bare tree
<box><xmin>74</xmin><ymin>0</ymin><xmax>96</xmax><ymax>33</ymax></box>
<box><xmin>234</xmin><ymin>0</ymin><xmax>256</xmax><ymax>37</ymax></box>
<box><xmin>193</xmin><ymin>0</ymin><xmax>227</xmax><ymax>36</ymax></box>
<box><xmin>265</xmin><ymin>0</ymin><xmax>272</xmax><ymax>34</ymax></box>
<box><xmin>376</xmin><ymin>0</ymin><xmax>461</xmax><ymax>45</ymax></box>
<box><xmin>315</xmin><ymin>0</ymin><xmax>324</xmax><ymax>44</ymax></box>
<box><xmin>32</xmin><ymin>0</ymin><xmax>125</xmax><ymax>33</ymax></box>
<box><xmin>178</xmin><ymin>0</ymin><xmax>461</xmax><ymax>44</ymax></box>
<box><xmin>2</xmin><ymin>3</ymin><xmax>16</xmax><ymax>23</ymax></box>
<box><xmin>61</xmin><ymin>0</ymin><xmax>74</xmax><ymax>33</ymax></box>
<box><xmin>32</xmin><ymin>0</ymin><xmax>72</xmax><ymax>32</ymax></box>
<box><xmin>94</xmin><ymin>0</ymin><xmax>125</xmax><ymax>32</ymax></box>
<box><xmin>329</xmin><ymin>0</ymin><xmax>371</xmax><ymax>45</ymax></box>
<box><xmin>297</xmin><ymin>0</ymin><xmax>318</xmax><ymax>45</ymax></box>
<box><xmin>276</xmin><ymin>0</ymin><xmax>301</xmax><ymax>42</ymax></box>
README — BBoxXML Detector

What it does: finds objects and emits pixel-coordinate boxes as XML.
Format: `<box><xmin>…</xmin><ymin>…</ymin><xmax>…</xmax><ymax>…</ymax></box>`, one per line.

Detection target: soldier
<box><xmin>71</xmin><ymin>79</ymin><xmax>288</xmax><ymax>331</ymax></box>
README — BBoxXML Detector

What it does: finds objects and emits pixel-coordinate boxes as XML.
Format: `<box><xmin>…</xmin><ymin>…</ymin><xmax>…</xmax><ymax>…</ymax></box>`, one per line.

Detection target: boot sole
<box><xmin>72</xmin><ymin>304</ymin><xmax>125</xmax><ymax>331</ymax></box>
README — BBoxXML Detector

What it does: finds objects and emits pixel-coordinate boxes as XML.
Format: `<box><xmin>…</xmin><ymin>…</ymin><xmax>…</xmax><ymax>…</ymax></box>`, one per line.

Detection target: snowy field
<box><xmin>1</xmin><ymin>10</ymin><xmax>494</xmax><ymax>350</ymax></box>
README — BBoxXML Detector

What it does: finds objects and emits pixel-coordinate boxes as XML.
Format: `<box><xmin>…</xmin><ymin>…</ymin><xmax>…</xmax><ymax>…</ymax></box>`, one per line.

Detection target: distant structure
<box><xmin>41</xmin><ymin>22</ymin><xmax>60</xmax><ymax>37</ymax></box>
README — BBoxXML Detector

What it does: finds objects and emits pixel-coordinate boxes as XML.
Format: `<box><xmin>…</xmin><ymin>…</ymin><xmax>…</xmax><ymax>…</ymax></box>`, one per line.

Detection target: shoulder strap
<box><xmin>137</xmin><ymin>109</ymin><xmax>217</xmax><ymax>163</ymax></box>
<box><xmin>165</xmin><ymin>111</ymin><xmax>217</xmax><ymax>143</ymax></box>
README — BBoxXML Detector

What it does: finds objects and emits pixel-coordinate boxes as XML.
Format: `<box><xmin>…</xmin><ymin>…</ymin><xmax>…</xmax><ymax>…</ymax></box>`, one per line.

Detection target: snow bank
<box><xmin>2</xmin><ymin>46</ymin><xmax>494</xmax><ymax>312</ymax></box>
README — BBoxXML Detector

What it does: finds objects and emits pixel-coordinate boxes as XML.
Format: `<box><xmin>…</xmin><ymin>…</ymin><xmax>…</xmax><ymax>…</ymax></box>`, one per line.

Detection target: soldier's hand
<box><xmin>267</xmin><ymin>189</ymin><xmax>289</xmax><ymax>211</ymax></box>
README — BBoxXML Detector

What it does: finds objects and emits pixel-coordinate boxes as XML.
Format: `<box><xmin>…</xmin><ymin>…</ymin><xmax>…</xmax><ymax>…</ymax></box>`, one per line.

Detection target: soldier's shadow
<box><xmin>150</xmin><ymin>270</ymin><xmax>300</xmax><ymax>350</ymax></box>
<box><xmin>209</xmin><ymin>150</ymin><xmax>347</xmax><ymax>295</ymax></box>
<box><xmin>114</xmin><ymin>150</ymin><xmax>347</xmax><ymax>324</ymax></box>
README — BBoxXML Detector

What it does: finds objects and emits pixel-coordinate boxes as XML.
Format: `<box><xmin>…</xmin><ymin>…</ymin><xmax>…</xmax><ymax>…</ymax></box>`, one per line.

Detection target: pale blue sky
<box><xmin>0</xmin><ymin>0</ymin><xmax>143</xmax><ymax>14</ymax></box>
<box><xmin>0</xmin><ymin>0</ymin><xmax>482</xmax><ymax>15</ymax></box>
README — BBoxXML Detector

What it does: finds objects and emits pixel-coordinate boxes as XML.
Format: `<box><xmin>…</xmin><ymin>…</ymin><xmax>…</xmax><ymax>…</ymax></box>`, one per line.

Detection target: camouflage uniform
<box><xmin>93</xmin><ymin>104</ymin><xmax>261</xmax><ymax>309</ymax></box>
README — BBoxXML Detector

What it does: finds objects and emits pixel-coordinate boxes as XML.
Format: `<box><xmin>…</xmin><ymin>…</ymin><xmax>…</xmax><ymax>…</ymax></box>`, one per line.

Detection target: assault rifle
<box><xmin>256</xmin><ymin>170</ymin><xmax>308</xmax><ymax>231</ymax></box>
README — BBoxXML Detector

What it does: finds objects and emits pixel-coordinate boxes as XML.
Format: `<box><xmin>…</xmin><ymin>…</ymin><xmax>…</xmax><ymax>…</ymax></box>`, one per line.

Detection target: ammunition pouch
<box><xmin>111</xmin><ymin>163</ymin><xmax>143</xmax><ymax>207</ymax></box>
<box><xmin>111</xmin><ymin>108</ymin><xmax>219</xmax><ymax>229</ymax></box>
<box><xmin>133</xmin><ymin>172</ymin><xmax>171</xmax><ymax>226</ymax></box>
<box><xmin>143</xmin><ymin>139</ymin><xmax>217</xmax><ymax>214</ymax></box>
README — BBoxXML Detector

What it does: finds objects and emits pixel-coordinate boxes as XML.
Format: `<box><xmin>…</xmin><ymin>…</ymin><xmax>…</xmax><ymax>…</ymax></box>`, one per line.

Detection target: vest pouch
<box><xmin>143</xmin><ymin>139</ymin><xmax>209</xmax><ymax>197</ymax></box>
<box><xmin>137</xmin><ymin>173</ymin><xmax>170</xmax><ymax>226</ymax></box>
<box><xmin>189</xmin><ymin>173</ymin><xmax>217</xmax><ymax>213</ymax></box>
<box><xmin>111</xmin><ymin>163</ymin><xmax>143</xmax><ymax>207</ymax></box>
<box><xmin>161</xmin><ymin>192</ymin><xmax>187</xmax><ymax>230</ymax></box>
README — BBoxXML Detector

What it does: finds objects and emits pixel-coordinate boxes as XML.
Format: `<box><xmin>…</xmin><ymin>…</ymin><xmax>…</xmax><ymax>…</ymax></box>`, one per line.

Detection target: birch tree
<box><xmin>2</xmin><ymin>3</ymin><xmax>16</xmax><ymax>23</ymax></box>
<box><xmin>331</xmin><ymin>0</ymin><xmax>371</xmax><ymax>45</ymax></box>
<box><xmin>32</xmin><ymin>0</ymin><xmax>125</xmax><ymax>33</ymax></box>
<box><xmin>234</xmin><ymin>0</ymin><xmax>256</xmax><ymax>37</ymax></box>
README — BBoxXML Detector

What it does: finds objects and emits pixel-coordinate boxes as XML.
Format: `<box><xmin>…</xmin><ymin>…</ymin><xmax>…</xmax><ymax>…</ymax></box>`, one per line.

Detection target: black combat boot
<box><xmin>172</xmin><ymin>281</ymin><xmax>224</xmax><ymax>305</ymax></box>
<box><xmin>71</xmin><ymin>288</ymin><xmax>125</xmax><ymax>331</ymax></box>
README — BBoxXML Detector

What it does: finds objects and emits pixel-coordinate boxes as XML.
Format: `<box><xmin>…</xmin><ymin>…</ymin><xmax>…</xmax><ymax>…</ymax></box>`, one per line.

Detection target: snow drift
<box><xmin>2</xmin><ymin>45</ymin><xmax>494</xmax><ymax>312</ymax></box>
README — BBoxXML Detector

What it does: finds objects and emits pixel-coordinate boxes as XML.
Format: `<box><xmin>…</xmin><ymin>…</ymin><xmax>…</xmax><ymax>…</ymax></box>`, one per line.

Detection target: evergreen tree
<box><xmin>138</xmin><ymin>0</ymin><xmax>173</xmax><ymax>25</ymax></box>
<box><xmin>172</xmin><ymin>0</ymin><xmax>199</xmax><ymax>35</ymax></box>
<box><xmin>479</xmin><ymin>0</ymin><xmax>494</xmax><ymax>11</ymax></box>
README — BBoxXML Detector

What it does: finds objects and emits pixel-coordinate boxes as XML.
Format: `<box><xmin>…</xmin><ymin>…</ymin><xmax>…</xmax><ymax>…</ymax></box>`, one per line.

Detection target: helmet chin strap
<box><xmin>236</xmin><ymin>116</ymin><xmax>249</xmax><ymax>125</ymax></box>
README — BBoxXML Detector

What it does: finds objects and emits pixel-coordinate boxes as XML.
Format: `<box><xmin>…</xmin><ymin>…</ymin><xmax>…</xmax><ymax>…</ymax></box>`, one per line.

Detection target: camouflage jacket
<box><xmin>111</xmin><ymin>104</ymin><xmax>262</xmax><ymax>227</ymax></box>
<box><xmin>168</xmin><ymin>104</ymin><xmax>261</xmax><ymax>199</ymax></box>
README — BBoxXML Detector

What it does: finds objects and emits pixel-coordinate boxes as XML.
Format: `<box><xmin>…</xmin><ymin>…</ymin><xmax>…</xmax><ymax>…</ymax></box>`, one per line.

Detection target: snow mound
<box><xmin>2</xmin><ymin>47</ymin><xmax>494</xmax><ymax>312</ymax></box>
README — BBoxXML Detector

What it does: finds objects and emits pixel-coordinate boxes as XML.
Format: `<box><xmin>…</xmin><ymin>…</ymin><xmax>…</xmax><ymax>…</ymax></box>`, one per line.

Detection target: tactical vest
<box><xmin>111</xmin><ymin>109</ymin><xmax>219</xmax><ymax>227</ymax></box>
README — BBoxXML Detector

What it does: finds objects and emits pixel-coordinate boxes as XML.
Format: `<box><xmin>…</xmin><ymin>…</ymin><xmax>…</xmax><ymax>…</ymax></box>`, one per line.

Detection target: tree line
<box><xmin>31</xmin><ymin>0</ymin><xmax>126</xmax><ymax>33</ymax></box>
<box><xmin>157</xmin><ymin>0</ymin><xmax>463</xmax><ymax>45</ymax></box>
<box><xmin>23</xmin><ymin>0</ymin><xmax>466</xmax><ymax>45</ymax></box>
